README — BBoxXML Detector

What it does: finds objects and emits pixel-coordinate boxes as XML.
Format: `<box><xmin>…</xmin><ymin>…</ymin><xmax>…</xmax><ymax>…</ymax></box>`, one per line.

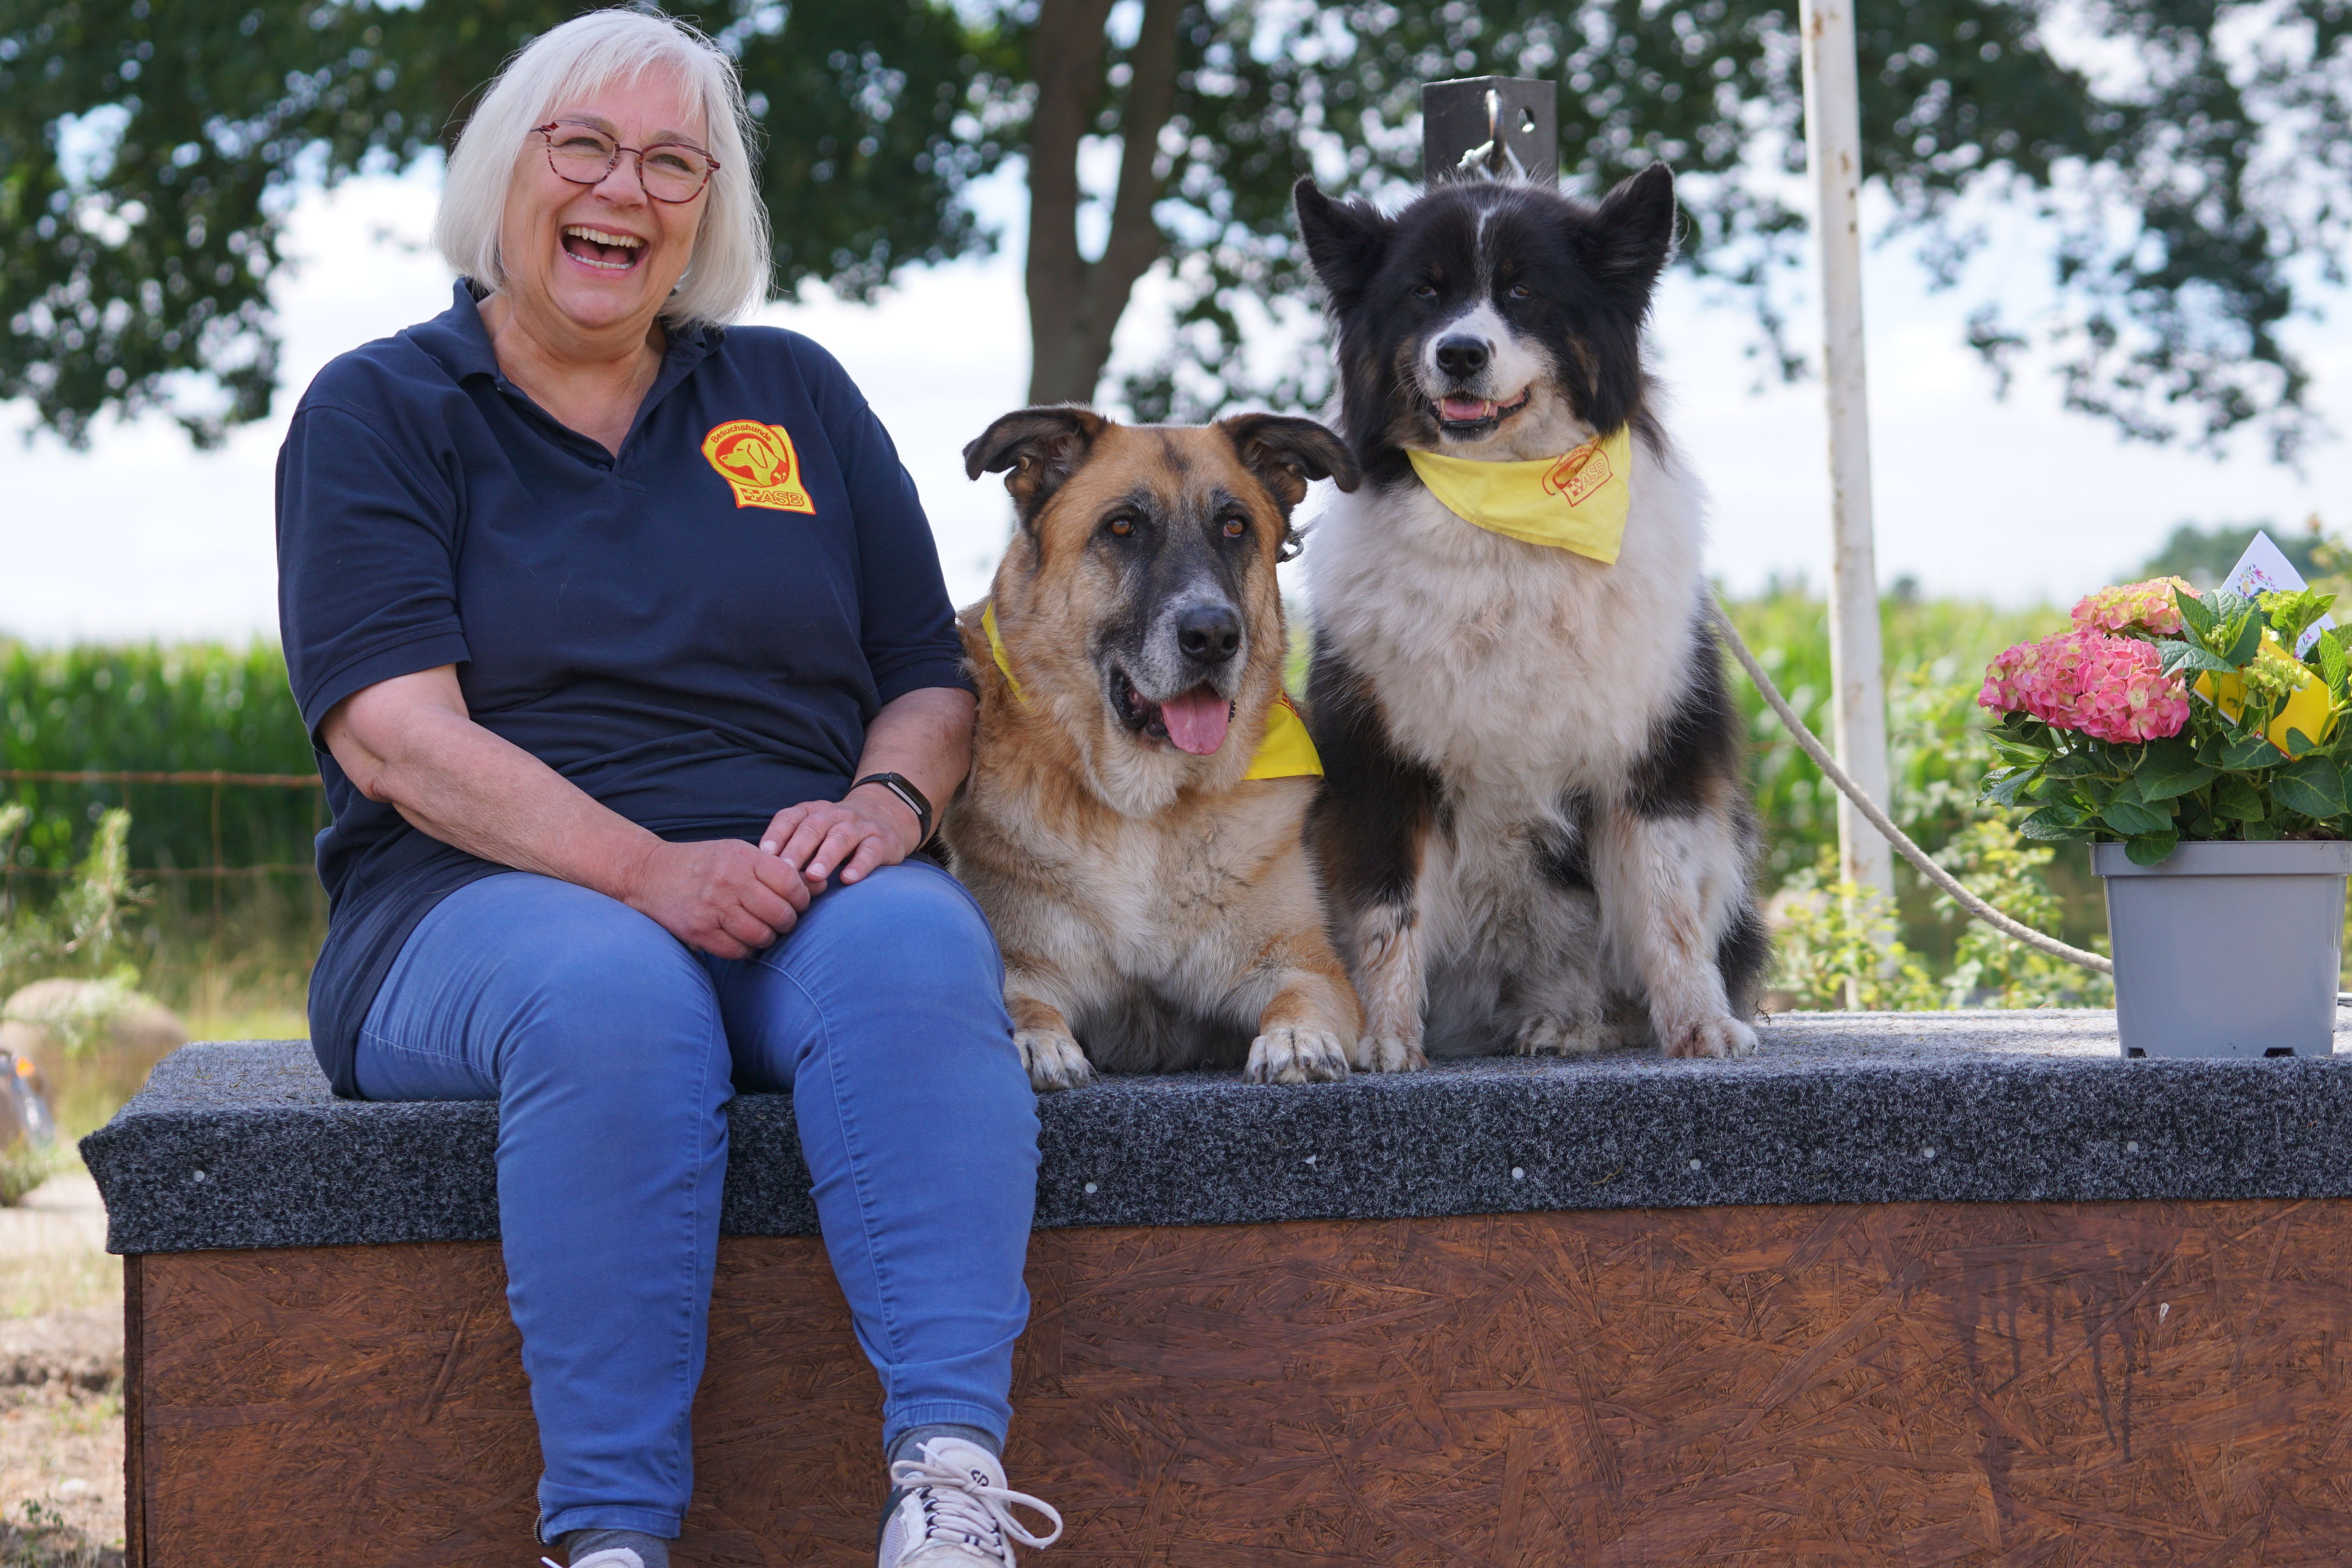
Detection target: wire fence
<box><xmin>0</xmin><ymin>768</ymin><xmax>326</xmax><ymax>987</ymax></box>
<box><xmin>0</xmin><ymin>769</ymin><xmax>323</xmax><ymax>877</ymax></box>
<box><xmin>0</xmin><ymin>768</ymin><xmax>330</xmax><ymax>1024</ymax></box>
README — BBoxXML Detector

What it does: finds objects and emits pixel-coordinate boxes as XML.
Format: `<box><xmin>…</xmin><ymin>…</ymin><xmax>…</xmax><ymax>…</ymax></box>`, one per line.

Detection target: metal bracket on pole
<box><xmin>1422</xmin><ymin>78</ymin><xmax>1558</xmax><ymax>186</ymax></box>
<box><xmin>1798</xmin><ymin>0</ymin><xmax>1895</xmax><ymax>906</ymax></box>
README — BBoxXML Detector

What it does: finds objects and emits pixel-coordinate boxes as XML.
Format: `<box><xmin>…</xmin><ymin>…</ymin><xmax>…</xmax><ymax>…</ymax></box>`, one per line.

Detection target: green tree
<box><xmin>4</xmin><ymin>0</ymin><xmax>2346</xmax><ymax>455</ymax></box>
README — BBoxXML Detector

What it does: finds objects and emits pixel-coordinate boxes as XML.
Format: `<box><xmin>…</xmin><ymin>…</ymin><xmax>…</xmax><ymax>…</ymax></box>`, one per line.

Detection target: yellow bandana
<box><xmin>1405</xmin><ymin>426</ymin><xmax>1633</xmax><ymax>564</ymax></box>
<box><xmin>981</xmin><ymin>601</ymin><xmax>1322</xmax><ymax>780</ymax></box>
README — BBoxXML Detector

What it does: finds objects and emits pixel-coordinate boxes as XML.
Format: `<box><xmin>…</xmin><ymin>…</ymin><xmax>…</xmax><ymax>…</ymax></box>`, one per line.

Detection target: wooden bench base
<box><xmin>127</xmin><ymin>1199</ymin><xmax>2352</xmax><ymax>1565</ymax></box>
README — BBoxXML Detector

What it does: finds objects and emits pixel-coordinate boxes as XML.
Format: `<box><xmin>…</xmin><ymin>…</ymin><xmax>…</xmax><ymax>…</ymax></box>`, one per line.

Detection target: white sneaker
<box><xmin>542</xmin><ymin>1552</ymin><xmax>644</xmax><ymax>1568</ymax></box>
<box><xmin>877</xmin><ymin>1437</ymin><xmax>1064</xmax><ymax>1567</ymax></box>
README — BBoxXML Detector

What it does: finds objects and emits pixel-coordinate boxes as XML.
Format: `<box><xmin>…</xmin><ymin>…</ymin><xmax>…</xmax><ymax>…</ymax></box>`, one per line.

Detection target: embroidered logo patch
<box><xmin>701</xmin><ymin>420</ymin><xmax>815</xmax><ymax>513</ymax></box>
<box><xmin>1543</xmin><ymin>438</ymin><xmax>1612</xmax><ymax>506</ymax></box>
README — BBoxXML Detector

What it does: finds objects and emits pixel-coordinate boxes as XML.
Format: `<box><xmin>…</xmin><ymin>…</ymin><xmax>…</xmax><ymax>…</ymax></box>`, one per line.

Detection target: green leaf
<box><xmin>2213</xmin><ymin>776</ymin><xmax>2266</xmax><ymax>821</ymax></box>
<box><xmin>2043</xmin><ymin>751</ymin><xmax>2109</xmax><ymax>779</ymax></box>
<box><xmin>2244</xmin><ymin>819</ymin><xmax>2285</xmax><ymax>840</ymax></box>
<box><xmin>2261</xmin><ymin>587</ymin><xmax>2336</xmax><ymax>646</ymax></box>
<box><xmin>2137</xmin><ymin>739</ymin><xmax>2218</xmax><ymax>801</ymax></box>
<box><xmin>2318</xmin><ymin>630</ymin><xmax>2349</xmax><ymax>698</ymax></box>
<box><xmin>2271</xmin><ymin>755</ymin><xmax>2349</xmax><ymax>819</ymax></box>
<box><xmin>2219</xmin><ymin>732</ymin><xmax>2287</xmax><ymax>770</ymax></box>
<box><xmin>2102</xmin><ymin>797</ymin><xmax>2172</xmax><ymax>836</ymax></box>
<box><xmin>2018</xmin><ymin>805</ymin><xmax>2095</xmax><ymax>841</ymax></box>
<box><xmin>2176</xmin><ymin>586</ymin><xmax>2215</xmax><ymax>639</ymax></box>
<box><xmin>1981</xmin><ymin>766</ymin><xmax>2041</xmax><ymax>806</ymax></box>
<box><xmin>2222</xmin><ymin>612</ymin><xmax>2266</xmax><ymax>668</ymax></box>
<box><xmin>2125</xmin><ymin>831</ymin><xmax>2180</xmax><ymax>866</ymax></box>
<box><xmin>2286</xmin><ymin>727</ymin><xmax>2318</xmax><ymax>757</ymax></box>
<box><xmin>2206</xmin><ymin>588</ymin><xmax>2252</xmax><ymax>627</ymax></box>
<box><xmin>2157</xmin><ymin>638</ymin><xmax>2234</xmax><ymax>677</ymax></box>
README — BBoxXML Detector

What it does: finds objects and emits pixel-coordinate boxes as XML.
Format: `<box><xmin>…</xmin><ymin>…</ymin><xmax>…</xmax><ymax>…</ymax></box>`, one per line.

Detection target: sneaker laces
<box><xmin>889</xmin><ymin>1446</ymin><xmax>1064</xmax><ymax>1561</ymax></box>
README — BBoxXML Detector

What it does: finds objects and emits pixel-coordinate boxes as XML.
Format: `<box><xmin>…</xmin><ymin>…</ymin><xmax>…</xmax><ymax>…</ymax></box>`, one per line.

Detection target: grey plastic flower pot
<box><xmin>2092</xmin><ymin>839</ymin><xmax>2352</xmax><ymax>1058</ymax></box>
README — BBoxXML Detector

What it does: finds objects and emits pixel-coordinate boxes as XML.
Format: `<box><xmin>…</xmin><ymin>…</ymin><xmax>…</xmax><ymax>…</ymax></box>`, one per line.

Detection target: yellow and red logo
<box><xmin>701</xmin><ymin>419</ymin><xmax>815</xmax><ymax>514</ymax></box>
<box><xmin>1543</xmin><ymin>438</ymin><xmax>1612</xmax><ymax>506</ymax></box>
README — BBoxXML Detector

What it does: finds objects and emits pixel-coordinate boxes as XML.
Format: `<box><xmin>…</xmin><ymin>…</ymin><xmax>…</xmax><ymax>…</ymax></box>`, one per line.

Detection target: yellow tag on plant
<box><xmin>2193</xmin><ymin>631</ymin><xmax>2336</xmax><ymax>755</ymax></box>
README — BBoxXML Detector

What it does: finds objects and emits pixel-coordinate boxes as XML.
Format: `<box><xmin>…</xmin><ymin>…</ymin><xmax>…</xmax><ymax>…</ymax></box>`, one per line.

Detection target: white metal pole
<box><xmin>1799</xmin><ymin>0</ymin><xmax>1894</xmax><ymax>907</ymax></box>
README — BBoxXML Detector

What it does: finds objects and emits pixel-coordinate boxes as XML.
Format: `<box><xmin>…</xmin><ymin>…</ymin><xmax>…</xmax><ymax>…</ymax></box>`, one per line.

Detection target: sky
<box><xmin>4</xmin><ymin>159</ymin><xmax>2351</xmax><ymax>644</ymax></box>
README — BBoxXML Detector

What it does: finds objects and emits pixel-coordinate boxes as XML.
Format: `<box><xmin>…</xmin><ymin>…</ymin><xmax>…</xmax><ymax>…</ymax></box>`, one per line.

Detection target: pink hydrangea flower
<box><xmin>2070</xmin><ymin>576</ymin><xmax>2196</xmax><ymax>636</ymax></box>
<box><xmin>1979</xmin><ymin>629</ymin><xmax>2189</xmax><ymax>743</ymax></box>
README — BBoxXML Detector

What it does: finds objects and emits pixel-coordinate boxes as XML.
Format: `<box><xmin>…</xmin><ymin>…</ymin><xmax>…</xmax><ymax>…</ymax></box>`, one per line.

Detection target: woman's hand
<box><xmin>760</xmin><ymin>785</ymin><xmax>923</xmax><ymax>889</ymax></box>
<box><xmin>621</xmin><ymin>838</ymin><xmax>815</xmax><ymax>960</ymax></box>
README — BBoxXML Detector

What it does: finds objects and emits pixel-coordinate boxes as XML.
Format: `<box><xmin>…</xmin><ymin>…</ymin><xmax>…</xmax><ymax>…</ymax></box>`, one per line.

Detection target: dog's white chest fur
<box><xmin>1305</xmin><ymin>439</ymin><xmax>1708</xmax><ymax>811</ymax></box>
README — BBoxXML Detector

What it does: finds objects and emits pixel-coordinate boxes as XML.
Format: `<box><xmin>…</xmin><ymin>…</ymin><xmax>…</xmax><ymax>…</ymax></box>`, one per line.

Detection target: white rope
<box><xmin>1707</xmin><ymin>594</ymin><xmax>2116</xmax><ymax>977</ymax></box>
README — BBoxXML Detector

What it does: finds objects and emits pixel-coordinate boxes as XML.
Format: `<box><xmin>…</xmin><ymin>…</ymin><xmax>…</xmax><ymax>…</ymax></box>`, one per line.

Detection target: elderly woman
<box><xmin>275</xmin><ymin>12</ymin><xmax>1059</xmax><ymax>1568</ymax></box>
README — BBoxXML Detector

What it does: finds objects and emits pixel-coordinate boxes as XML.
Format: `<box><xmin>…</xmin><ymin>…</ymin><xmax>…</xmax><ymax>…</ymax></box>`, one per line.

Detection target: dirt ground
<box><xmin>0</xmin><ymin>1175</ymin><xmax>123</xmax><ymax>1568</ymax></box>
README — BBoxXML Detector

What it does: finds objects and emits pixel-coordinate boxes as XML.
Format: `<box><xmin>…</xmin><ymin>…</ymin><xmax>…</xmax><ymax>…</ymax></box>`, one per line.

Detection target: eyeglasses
<box><xmin>534</xmin><ymin>122</ymin><xmax>718</xmax><ymax>204</ymax></box>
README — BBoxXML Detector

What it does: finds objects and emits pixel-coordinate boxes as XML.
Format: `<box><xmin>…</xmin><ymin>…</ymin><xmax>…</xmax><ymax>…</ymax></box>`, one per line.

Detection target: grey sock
<box><xmin>882</xmin><ymin>1423</ymin><xmax>1004</xmax><ymax>1531</ymax></box>
<box><xmin>563</xmin><ymin>1527</ymin><xmax>671</xmax><ymax>1568</ymax></box>
<box><xmin>888</xmin><ymin>1422</ymin><xmax>1001</xmax><ymax>1470</ymax></box>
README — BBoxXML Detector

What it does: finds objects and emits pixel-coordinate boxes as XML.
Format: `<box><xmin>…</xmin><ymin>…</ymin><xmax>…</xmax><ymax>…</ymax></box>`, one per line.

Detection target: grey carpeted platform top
<box><xmin>80</xmin><ymin>1013</ymin><xmax>2352</xmax><ymax>1254</ymax></box>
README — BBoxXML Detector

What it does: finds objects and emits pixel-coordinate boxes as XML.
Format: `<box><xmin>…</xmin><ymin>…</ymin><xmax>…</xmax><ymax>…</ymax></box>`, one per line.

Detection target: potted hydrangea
<box><xmin>1977</xmin><ymin>575</ymin><xmax>2351</xmax><ymax>1058</ymax></box>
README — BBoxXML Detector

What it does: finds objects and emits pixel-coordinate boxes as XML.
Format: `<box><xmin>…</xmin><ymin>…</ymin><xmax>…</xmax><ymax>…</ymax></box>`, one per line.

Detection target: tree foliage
<box><xmin>3</xmin><ymin>0</ymin><xmax>2347</xmax><ymax>456</ymax></box>
<box><xmin>0</xmin><ymin>0</ymin><xmax>1015</xmax><ymax>446</ymax></box>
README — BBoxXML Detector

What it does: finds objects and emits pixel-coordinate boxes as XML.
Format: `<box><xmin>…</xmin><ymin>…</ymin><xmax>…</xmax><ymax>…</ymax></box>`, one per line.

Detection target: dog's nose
<box><xmin>1435</xmin><ymin>336</ymin><xmax>1490</xmax><ymax>378</ymax></box>
<box><xmin>1177</xmin><ymin>604</ymin><xmax>1243</xmax><ymax>665</ymax></box>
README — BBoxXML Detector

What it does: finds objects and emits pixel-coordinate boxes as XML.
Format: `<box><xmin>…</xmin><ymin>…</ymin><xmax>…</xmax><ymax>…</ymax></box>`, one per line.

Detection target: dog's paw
<box><xmin>1350</xmin><ymin>1031</ymin><xmax>1427</xmax><ymax>1073</ymax></box>
<box><xmin>1514</xmin><ymin>1014</ymin><xmax>1605</xmax><ymax>1057</ymax></box>
<box><xmin>1018</xmin><ymin>1029</ymin><xmax>1095</xmax><ymax>1091</ymax></box>
<box><xmin>1662</xmin><ymin>1015</ymin><xmax>1759</xmax><ymax>1060</ymax></box>
<box><xmin>1246</xmin><ymin>1028</ymin><xmax>1352</xmax><ymax>1085</ymax></box>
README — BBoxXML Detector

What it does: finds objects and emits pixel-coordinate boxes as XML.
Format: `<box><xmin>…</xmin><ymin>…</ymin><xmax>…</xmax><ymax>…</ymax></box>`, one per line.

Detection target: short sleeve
<box><xmin>276</xmin><ymin>402</ymin><xmax>473</xmax><ymax>742</ymax></box>
<box><xmin>799</xmin><ymin>342</ymin><xmax>975</xmax><ymax>707</ymax></box>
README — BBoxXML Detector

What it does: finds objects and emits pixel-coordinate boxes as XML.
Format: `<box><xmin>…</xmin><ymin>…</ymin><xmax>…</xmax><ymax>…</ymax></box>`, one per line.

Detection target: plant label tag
<box><xmin>2222</xmin><ymin>531</ymin><xmax>2338</xmax><ymax>655</ymax></box>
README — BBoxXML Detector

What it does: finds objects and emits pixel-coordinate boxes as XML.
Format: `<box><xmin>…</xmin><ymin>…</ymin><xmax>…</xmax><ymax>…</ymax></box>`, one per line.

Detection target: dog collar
<box><xmin>981</xmin><ymin>600</ymin><xmax>1322</xmax><ymax>779</ymax></box>
<box><xmin>1404</xmin><ymin>425</ymin><xmax>1632</xmax><ymax>564</ymax></box>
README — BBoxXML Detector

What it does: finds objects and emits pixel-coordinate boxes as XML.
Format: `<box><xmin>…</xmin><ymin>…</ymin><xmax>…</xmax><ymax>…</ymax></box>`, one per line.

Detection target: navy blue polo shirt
<box><xmin>276</xmin><ymin>282</ymin><xmax>972</xmax><ymax>1097</ymax></box>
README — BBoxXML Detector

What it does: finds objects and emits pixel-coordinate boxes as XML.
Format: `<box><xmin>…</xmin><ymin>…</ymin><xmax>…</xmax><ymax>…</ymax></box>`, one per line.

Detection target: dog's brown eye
<box><xmin>1507</xmin><ymin>283</ymin><xmax>1533</xmax><ymax>300</ymax></box>
<box><xmin>1414</xmin><ymin>284</ymin><xmax>1439</xmax><ymax>299</ymax></box>
<box><xmin>1220</xmin><ymin>516</ymin><xmax>1247</xmax><ymax>539</ymax></box>
<box><xmin>1107</xmin><ymin>517</ymin><xmax>1134</xmax><ymax>537</ymax></box>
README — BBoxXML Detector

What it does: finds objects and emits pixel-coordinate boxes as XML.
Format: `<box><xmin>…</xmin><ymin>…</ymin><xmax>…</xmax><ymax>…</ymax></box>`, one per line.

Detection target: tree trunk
<box><xmin>1022</xmin><ymin>0</ymin><xmax>1186</xmax><ymax>406</ymax></box>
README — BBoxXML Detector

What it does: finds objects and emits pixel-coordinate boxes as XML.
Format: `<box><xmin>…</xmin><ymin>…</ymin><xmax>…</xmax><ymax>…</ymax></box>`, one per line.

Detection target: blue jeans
<box><xmin>354</xmin><ymin>860</ymin><xmax>1039</xmax><ymax>1541</ymax></box>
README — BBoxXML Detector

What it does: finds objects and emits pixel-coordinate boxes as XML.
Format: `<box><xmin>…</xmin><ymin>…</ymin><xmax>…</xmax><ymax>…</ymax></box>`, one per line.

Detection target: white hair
<box><xmin>433</xmin><ymin>7</ymin><xmax>770</xmax><ymax>327</ymax></box>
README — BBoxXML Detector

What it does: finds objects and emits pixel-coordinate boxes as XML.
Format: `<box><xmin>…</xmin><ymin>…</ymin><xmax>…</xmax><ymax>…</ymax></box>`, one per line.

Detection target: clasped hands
<box><xmin>622</xmin><ymin>784</ymin><xmax>924</xmax><ymax>960</ymax></box>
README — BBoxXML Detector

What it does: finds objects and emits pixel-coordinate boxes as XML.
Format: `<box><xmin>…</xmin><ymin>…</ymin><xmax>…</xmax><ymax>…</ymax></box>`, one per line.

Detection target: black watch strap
<box><xmin>852</xmin><ymin>772</ymin><xmax>933</xmax><ymax>844</ymax></box>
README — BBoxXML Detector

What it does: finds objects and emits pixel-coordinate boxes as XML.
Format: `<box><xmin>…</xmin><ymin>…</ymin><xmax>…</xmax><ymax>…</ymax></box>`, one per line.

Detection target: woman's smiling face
<box><xmin>499</xmin><ymin>71</ymin><xmax>710</xmax><ymax>340</ymax></box>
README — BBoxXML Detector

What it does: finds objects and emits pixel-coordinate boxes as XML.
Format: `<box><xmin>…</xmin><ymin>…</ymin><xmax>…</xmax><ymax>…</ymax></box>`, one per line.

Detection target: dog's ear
<box><xmin>1293</xmin><ymin>177</ymin><xmax>1394</xmax><ymax>311</ymax></box>
<box><xmin>962</xmin><ymin>405</ymin><xmax>1108</xmax><ymax>525</ymax></box>
<box><xmin>1584</xmin><ymin>163</ymin><xmax>1678</xmax><ymax>301</ymax></box>
<box><xmin>1220</xmin><ymin>412</ymin><xmax>1362</xmax><ymax>520</ymax></box>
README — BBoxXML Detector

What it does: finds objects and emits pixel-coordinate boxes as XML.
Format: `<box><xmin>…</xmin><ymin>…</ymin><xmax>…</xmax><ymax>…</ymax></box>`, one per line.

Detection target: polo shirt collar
<box><xmin>405</xmin><ymin>279</ymin><xmax>721</xmax><ymax>397</ymax></box>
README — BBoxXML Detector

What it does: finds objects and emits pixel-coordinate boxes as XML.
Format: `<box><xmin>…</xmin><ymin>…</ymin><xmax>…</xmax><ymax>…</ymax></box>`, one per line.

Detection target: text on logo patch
<box><xmin>1543</xmin><ymin>439</ymin><xmax>1611</xmax><ymax>506</ymax></box>
<box><xmin>701</xmin><ymin>420</ymin><xmax>816</xmax><ymax>514</ymax></box>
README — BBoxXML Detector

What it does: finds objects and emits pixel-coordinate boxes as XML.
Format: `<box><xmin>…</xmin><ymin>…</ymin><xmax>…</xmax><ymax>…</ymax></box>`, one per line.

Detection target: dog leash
<box><xmin>1707</xmin><ymin>593</ymin><xmax>2117</xmax><ymax>977</ymax></box>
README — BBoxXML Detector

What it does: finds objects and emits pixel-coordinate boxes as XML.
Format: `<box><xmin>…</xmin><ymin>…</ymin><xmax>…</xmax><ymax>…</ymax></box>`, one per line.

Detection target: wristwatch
<box><xmin>852</xmin><ymin>772</ymin><xmax>934</xmax><ymax>845</ymax></box>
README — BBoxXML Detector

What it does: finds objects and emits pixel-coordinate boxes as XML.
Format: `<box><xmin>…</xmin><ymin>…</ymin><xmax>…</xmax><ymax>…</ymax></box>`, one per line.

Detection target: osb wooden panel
<box><xmin>133</xmin><ymin>1200</ymin><xmax>2352</xmax><ymax>1567</ymax></box>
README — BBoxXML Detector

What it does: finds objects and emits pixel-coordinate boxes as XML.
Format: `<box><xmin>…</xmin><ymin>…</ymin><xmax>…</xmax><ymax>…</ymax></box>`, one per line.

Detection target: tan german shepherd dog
<box><xmin>943</xmin><ymin>407</ymin><xmax>1366</xmax><ymax>1090</ymax></box>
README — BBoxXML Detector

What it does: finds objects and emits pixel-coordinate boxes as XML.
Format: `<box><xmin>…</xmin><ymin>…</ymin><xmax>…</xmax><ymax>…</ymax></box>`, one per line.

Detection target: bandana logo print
<box><xmin>702</xmin><ymin>419</ymin><xmax>817</xmax><ymax>514</ymax></box>
<box><xmin>1543</xmin><ymin>438</ymin><xmax>1611</xmax><ymax>507</ymax></box>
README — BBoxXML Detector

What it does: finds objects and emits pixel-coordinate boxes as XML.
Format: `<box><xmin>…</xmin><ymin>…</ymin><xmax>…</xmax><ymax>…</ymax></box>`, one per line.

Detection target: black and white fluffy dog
<box><xmin>1292</xmin><ymin>163</ymin><xmax>1768</xmax><ymax>1068</ymax></box>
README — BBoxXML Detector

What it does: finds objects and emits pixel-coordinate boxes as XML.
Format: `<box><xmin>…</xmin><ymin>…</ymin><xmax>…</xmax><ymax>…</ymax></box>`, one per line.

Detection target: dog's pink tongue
<box><xmin>1160</xmin><ymin>688</ymin><xmax>1231</xmax><ymax>756</ymax></box>
<box><xmin>1442</xmin><ymin>395</ymin><xmax>1491</xmax><ymax>421</ymax></box>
